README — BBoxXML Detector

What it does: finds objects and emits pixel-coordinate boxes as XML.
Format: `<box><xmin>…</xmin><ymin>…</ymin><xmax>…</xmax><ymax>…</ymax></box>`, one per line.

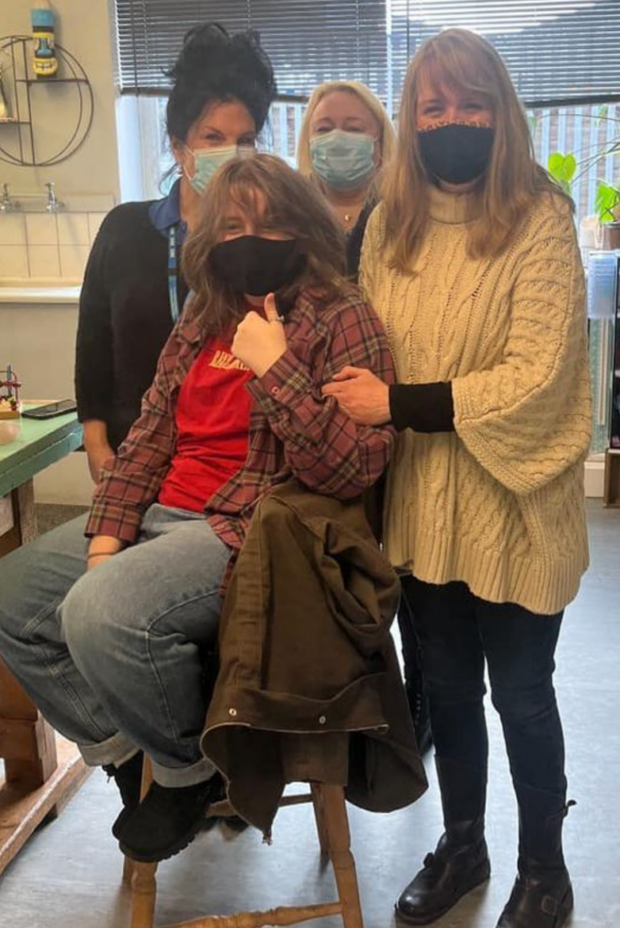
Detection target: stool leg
<box><xmin>127</xmin><ymin>757</ymin><xmax>157</xmax><ymax>928</ymax></box>
<box><xmin>320</xmin><ymin>785</ymin><xmax>364</xmax><ymax>928</ymax></box>
<box><xmin>130</xmin><ymin>862</ymin><xmax>157</xmax><ymax>928</ymax></box>
<box><xmin>310</xmin><ymin>783</ymin><xmax>330</xmax><ymax>856</ymax></box>
<box><xmin>140</xmin><ymin>756</ymin><xmax>154</xmax><ymax>800</ymax></box>
<box><xmin>123</xmin><ymin>856</ymin><xmax>135</xmax><ymax>886</ymax></box>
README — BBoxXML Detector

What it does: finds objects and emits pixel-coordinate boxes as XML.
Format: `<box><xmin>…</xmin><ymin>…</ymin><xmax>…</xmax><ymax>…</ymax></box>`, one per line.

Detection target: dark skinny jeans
<box><xmin>401</xmin><ymin>576</ymin><xmax>567</xmax><ymax>796</ymax></box>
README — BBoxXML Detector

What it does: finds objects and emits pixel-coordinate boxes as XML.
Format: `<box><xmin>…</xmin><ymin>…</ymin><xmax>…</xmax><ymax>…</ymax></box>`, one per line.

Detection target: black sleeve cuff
<box><xmin>389</xmin><ymin>382</ymin><xmax>455</xmax><ymax>433</ymax></box>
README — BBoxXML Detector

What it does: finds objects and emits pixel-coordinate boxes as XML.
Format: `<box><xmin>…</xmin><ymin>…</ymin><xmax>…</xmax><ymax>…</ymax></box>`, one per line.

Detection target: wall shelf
<box><xmin>0</xmin><ymin>35</ymin><xmax>93</xmax><ymax>167</ymax></box>
<box><xmin>15</xmin><ymin>77</ymin><xmax>89</xmax><ymax>85</ymax></box>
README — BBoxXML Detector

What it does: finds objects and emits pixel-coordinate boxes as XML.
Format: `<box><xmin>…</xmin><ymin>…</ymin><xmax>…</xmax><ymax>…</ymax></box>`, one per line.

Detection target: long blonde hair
<box><xmin>182</xmin><ymin>153</ymin><xmax>349</xmax><ymax>336</ymax></box>
<box><xmin>382</xmin><ymin>28</ymin><xmax>572</xmax><ymax>269</ymax></box>
<box><xmin>297</xmin><ymin>80</ymin><xmax>396</xmax><ymax>191</ymax></box>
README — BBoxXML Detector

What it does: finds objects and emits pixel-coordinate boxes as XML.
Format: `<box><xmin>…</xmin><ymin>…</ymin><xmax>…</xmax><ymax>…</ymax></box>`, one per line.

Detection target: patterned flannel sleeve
<box><xmin>248</xmin><ymin>294</ymin><xmax>396</xmax><ymax>499</ymax></box>
<box><xmin>85</xmin><ymin>337</ymin><xmax>178</xmax><ymax>544</ymax></box>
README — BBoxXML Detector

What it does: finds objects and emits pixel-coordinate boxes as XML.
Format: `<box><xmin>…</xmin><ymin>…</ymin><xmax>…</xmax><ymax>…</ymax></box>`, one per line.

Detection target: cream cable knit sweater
<box><xmin>360</xmin><ymin>186</ymin><xmax>592</xmax><ymax>615</ymax></box>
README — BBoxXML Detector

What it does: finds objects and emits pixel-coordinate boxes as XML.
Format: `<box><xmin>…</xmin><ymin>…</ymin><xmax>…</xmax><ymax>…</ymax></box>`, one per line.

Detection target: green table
<box><xmin>0</xmin><ymin>406</ymin><xmax>90</xmax><ymax>875</ymax></box>
<box><xmin>0</xmin><ymin>410</ymin><xmax>83</xmax><ymax>499</ymax></box>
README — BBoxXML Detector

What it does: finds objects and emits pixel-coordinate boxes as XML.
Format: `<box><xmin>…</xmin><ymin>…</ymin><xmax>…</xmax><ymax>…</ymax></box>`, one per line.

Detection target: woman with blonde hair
<box><xmin>297</xmin><ymin>80</ymin><xmax>395</xmax><ymax>277</ymax></box>
<box><xmin>0</xmin><ymin>153</ymin><xmax>396</xmax><ymax>865</ymax></box>
<box><xmin>323</xmin><ymin>28</ymin><xmax>591</xmax><ymax>928</ymax></box>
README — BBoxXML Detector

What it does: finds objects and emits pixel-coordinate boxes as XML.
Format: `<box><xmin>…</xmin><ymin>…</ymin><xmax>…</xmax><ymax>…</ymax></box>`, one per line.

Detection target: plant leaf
<box><xmin>547</xmin><ymin>152</ymin><xmax>565</xmax><ymax>178</ymax></box>
<box><xmin>595</xmin><ymin>182</ymin><xmax>620</xmax><ymax>222</ymax></box>
<box><xmin>547</xmin><ymin>152</ymin><xmax>573</xmax><ymax>194</ymax></box>
<box><xmin>596</xmin><ymin>104</ymin><xmax>609</xmax><ymax>125</ymax></box>
<box><xmin>563</xmin><ymin>153</ymin><xmax>577</xmax><ymax>181</ymax></box>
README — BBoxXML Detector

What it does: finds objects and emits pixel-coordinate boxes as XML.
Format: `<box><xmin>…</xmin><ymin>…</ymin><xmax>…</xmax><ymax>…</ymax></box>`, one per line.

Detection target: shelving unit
<box><xmin>0</xmin><ymin>35</ymin><xmax>93</xmax><ymax>167</ymax></box>
<box><xmin>604</xmin><ymin>449</ymin><xmax>620</xmax><ymax>507</ymax></box>
<box><xmin>16</xmin><ymin>76</ymin><xmax>89</xmax><ymax>84</ymax></box>
<box><xmin>600</xmin><ymin>254</ymin><xmax>620</xmax><ymax>505</ymax></box>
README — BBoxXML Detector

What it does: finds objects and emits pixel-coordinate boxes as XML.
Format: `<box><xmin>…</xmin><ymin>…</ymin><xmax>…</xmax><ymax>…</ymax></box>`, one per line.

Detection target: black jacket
<box><xmin>75</xmin><ymin>201</ymin><xmax>188</xmax><ymax>450</ymax></box>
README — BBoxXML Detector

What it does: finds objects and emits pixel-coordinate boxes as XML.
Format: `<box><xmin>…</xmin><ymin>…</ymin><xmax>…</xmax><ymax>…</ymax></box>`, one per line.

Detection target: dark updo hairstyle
<box><xmin>165</xmin><ymin>23</ymin><xmax>277</xmax><ymax>144</ymax></box>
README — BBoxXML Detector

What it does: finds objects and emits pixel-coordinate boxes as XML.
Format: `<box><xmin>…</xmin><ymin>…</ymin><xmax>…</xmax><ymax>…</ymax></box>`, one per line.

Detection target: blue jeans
<box><xmin>0</xmin><ymin>504</ymin><xmax>230</xmax><ymax>786</ymax></box>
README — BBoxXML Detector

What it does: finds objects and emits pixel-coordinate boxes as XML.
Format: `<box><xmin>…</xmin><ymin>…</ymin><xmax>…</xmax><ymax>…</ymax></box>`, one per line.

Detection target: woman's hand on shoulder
<box><xmin>322</xmin><ymin>366</ymin><xmax>391</xmax><ymax>426</ymax></box>
<box><xmin>232</xmin><ymin>293</ymin><xmax>287</xmax><ymax>378</ymax></box>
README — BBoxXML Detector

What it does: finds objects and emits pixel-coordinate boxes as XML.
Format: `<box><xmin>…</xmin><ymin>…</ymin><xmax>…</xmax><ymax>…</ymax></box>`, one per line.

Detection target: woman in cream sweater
<box><xmin>323</xmin><ymin>29</ymin><xmax>591</xmax><ymax>928</ymax></box>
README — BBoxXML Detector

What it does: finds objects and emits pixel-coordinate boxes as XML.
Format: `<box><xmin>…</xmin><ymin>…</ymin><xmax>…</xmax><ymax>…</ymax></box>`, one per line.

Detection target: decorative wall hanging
<box><xmin>31</xmin><ymin>2</ymin><xmax>58</xmax><ymax>79</ymax></box>
<box><xmin>0</xmin><ymin>34</ymin><xmax>94</xmax><ymax>166</ymax></box>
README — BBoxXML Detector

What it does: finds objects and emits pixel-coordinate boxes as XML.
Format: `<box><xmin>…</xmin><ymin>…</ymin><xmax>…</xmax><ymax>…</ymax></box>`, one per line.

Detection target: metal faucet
<box><xmin>45</xmin><ymin>181</ymin><xmax>63</xmax><ymax>212</ymax></box>
<box><xmin>0</xmin><ymin>183</ymin><xmax>20</xmax><ymax>212</ymax></box>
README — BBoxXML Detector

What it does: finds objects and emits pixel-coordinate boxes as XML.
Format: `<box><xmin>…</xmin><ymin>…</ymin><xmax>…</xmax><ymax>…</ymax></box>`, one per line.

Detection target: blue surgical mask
<box><xmin>184</xmin><ymin>145</ymin><xmax>251</xmax><ymax>194</ymax></box>
<box><xmin>310</xmin><ymin>130</ymin><xmax>376</xmax><ymax>191</ymax></box>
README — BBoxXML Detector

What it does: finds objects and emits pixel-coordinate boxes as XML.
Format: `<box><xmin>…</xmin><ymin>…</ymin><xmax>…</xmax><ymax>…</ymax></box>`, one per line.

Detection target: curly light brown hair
<box><xmin>182</xmin><ymin>153</ymin><xmax>350</xmax><ymax>336</ymax></box>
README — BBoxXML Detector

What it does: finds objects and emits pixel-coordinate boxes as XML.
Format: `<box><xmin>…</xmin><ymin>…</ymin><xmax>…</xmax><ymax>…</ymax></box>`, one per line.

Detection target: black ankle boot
<box><xmin>497</xmin><ymin>782</ymin><xmax>574</xmax><ymax>928</ymax></box>
<box><xmin>396</xmin><ymin>757</ymin><xmax>490</xmax><ymax>925</ymax></box>
<box><xmin>102</xmin><ymin>751</ymin><xmax>144</xmax><ymax>839</ymax></box>
<box><xmin>118</xmin><ymin>772</ymin><xmax>226</xmax><ymax>863</ymax></box>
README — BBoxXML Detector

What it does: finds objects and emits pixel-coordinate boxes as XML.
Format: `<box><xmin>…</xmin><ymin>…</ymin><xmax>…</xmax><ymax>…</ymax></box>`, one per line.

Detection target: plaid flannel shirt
<box><xmin>86</xmin><ymin>287</ymin><xmax>396</xmax><ymax>550</ymax></box>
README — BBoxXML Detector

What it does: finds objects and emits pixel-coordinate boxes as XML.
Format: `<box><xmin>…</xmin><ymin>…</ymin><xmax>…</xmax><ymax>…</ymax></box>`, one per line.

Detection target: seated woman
<box><xmin>0</xmin><ymin>153</ymin><xmax>395</xmax><ymax>865</ymax></box>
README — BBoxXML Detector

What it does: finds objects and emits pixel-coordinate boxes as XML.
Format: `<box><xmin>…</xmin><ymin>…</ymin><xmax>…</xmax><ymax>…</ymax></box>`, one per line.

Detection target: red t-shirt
<box><xmin>158</xmin><ymin>338</ymin><xmax>253</xmax><ymax>512</ymax></box>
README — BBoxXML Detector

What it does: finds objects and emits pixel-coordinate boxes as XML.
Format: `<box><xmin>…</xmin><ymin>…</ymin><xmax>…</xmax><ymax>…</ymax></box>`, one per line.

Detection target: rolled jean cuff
<box><xmin>78</xmin><ymin>731</ymin><xmax>136</xmax><ymax>767</ymax></box>
<box><xmin>151</xmin><ymin>754</ymin><xmax>216</xmax><ymax>788</ymax></box>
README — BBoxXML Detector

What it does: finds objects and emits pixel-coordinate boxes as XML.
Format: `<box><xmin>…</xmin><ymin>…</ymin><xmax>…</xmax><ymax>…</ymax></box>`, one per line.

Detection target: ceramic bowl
<box><xmin>0</xmin><ymin>420</ymin><xmax>21</xmax><ymax>445</ymax></box>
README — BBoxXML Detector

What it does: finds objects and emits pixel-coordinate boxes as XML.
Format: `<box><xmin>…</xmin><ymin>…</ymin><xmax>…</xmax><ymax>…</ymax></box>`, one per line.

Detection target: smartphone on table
<box><xmin>22</xmin><ymin>400</ymin><xmax>77</xmax><ymax>420</ymax></box>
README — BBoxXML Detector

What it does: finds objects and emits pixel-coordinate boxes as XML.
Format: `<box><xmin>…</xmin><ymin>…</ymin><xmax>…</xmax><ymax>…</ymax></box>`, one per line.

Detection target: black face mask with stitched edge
<box><xmin>208</xmin><ymin>235</ymin><xmax>306</xmax><ymax>298</ymax></box>
<box><xmin>418</xmin><ymin>123</ymin><xmax>495</xmax><ymax>185</ymax></box>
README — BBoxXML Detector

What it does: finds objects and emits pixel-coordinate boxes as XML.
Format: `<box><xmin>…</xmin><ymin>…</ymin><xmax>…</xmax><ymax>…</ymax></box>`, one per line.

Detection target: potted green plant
<box><xmin>547</xmin><ymin>155</ymin><xmax>620</xmax><ymax>248</ymax></box>
<box><xmin>545</xmin><ymin>105</ymin><xmax>620</xmax><ymax>248</ymax></box>
<box><xmin>594</xmin><ymin>182</ymin><xmax>620</xmax><ymax>248</ymax></box>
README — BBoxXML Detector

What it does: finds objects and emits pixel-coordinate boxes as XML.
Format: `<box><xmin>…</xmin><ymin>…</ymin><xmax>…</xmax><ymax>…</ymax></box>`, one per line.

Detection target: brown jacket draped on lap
<box><xmin>200</xmin><ymin>480</ymin><xmax>428</xmax><ymax>836</ymax></box>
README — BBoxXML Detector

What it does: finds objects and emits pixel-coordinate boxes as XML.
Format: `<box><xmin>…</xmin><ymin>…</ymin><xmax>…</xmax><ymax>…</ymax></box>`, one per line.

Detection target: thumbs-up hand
<box><xmin>232</xmin><ymin>293</ymin><xmax>288</xmax><ymax>378</ymax></box>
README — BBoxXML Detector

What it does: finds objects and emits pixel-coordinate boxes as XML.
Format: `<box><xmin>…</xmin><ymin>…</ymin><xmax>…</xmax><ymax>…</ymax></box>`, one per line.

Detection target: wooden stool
<box><xmin>123</xmin><ymin>759</ymin><xmax>364</xmax><ymax>928</ymax></box>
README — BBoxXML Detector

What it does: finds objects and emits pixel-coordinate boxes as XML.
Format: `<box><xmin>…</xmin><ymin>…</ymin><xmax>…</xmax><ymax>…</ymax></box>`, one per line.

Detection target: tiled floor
<box><xmin>0</xmin><ymin>501</ymin><xmax>618</xmax><ymax>928</ymax></box>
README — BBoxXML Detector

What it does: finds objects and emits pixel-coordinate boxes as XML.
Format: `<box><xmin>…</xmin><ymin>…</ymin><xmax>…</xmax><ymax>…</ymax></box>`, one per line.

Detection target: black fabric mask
<box><xmin>208</xmin><ymin>235</ymin><xmax>306</xmax><ymax>297</ymax></box>
<box><xmin>417</xmin><ymin>123</ymin><xmax>494</xmax><ymax>185</ymax></box>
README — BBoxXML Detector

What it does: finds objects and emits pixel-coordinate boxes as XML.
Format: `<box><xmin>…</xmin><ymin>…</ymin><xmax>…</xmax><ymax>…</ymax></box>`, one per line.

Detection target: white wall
<box><xmin>0</xmin><ymin>0</ymin><xmax>121</xmax><ymax>200</ymax></box>
<box><xmin>0</xmin><ymin>299</ymin><xmax>93</xmax><ymax>504</ymax></box>
<box><xmin>0</xmin><ymin>1</ymin><xmax>124</xmax><ymax>505</ymax></box>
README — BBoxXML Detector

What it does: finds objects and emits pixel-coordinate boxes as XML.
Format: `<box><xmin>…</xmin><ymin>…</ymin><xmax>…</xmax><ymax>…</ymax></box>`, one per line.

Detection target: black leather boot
<box><xmin>102</xmin><ymin>751</ymin><xmax>144</xmax><ymax>839</ymax></box>
<box><xmin>497</xmin><ymin>782</ymin><xmax>574</xmax><ymax>928</ymax></box>
<box><xmin>118</xmin><ymin>772</ymin><xmax>226</xmax><ymax>863</ymax></box>
<box><xmin>396</xmin><ymin>757</ymin><xmax>490</xmax><ymax>924</ymax></box>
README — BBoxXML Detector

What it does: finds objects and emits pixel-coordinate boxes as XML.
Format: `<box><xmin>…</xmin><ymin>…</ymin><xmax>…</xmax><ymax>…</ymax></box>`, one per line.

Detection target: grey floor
<box><xmin>0</xmin><ymin>501</ymin><xmax>618</xmax><ymax>928</ymax></box>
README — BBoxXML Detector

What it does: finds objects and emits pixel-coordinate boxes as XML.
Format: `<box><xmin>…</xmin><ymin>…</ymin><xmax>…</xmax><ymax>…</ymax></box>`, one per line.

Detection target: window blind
<box><xmin>389</xmin><ymin>1</ymin><xmax>620</xmax><ymax>109</ymax></box>
<box><xmin>115</xmin><ymin>0</ymin><xmax>620</xmax><ymax>110</ymax></box>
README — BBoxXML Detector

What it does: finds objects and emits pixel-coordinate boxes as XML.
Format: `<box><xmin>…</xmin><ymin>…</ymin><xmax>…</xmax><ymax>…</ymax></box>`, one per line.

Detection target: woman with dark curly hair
<box><xmin>76</xmin><ymin>23</ymin><xmax>276</xmax><ymax>479</ymax></box>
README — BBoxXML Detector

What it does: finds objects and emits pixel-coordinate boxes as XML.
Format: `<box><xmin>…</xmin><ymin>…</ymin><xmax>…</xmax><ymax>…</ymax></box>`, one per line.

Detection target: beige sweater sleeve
<box><xmin>453</xmin><ymin>201</ymin><xmax>592</xmax><ymax>496</ymax></box>
<box><xmin>359</xmin><ymin>204</ymin><xmax>383</xmax><ymax>305</ymax></box>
